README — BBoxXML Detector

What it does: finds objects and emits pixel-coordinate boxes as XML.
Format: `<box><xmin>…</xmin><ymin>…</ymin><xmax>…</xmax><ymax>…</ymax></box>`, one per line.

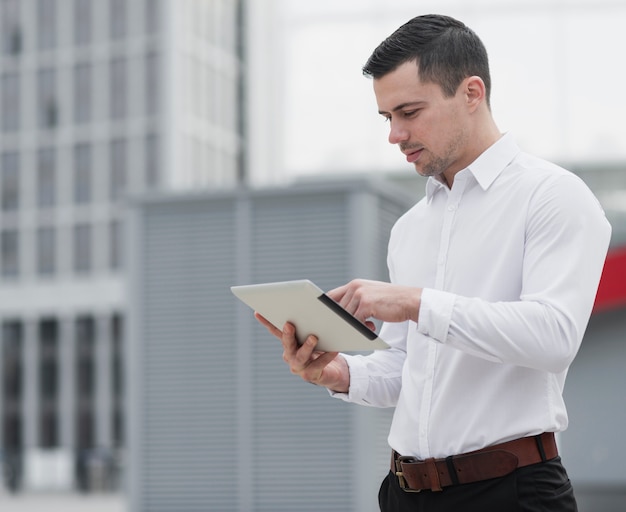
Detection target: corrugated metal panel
<box><xmin>250</xmin><ymin>192</ymin><xmax>349</xmax><ymax>287</ymax></box>
<box><xmin>139</xmin><ymin>199</ymin><xmax>240</xmax><ymax>512</ymax></box>
<box><xmin>250</xmin><ymin>191</ymin><xmax>352</xmax><ymax>512</ymax></box>
<box><xmin>130</xmin><ymin>182</ymin><xmax>414</xmax><ymax>512</ymax></box>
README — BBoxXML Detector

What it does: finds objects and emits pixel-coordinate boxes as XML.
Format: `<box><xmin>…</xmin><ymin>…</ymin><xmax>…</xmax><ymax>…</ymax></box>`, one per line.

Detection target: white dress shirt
<box><xmin>333</xmin><ymin>133</ymin><xmax>611</xmax><ymax>459</ymax></box>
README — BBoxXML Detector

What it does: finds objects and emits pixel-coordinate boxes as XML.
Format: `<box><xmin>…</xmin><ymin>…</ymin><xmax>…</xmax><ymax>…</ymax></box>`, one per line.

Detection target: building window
<box><xmin>73</xmin><ymin>143</ymin><xmax>91</xmax><ymax>204</ymax></box>
<box><xmin>39</xmin><ymin>320</ymin><xmax>58</xmax><ymax>400</ymax></box>
<box><xmin>1</xmin><ymin>0</ymin><xmax>22</xmax><ymax>56</ymax></box>
<box><xmin>110</xmin><ymin>139</ymin><xmax>127</xmax><ymax>200</ymax></box>
<box><xmin>3</xmin><ymin>320</ymin><xmax>23</xmax><ymax>452</ymax></box>
<box><xmin>76</xmin><ymin>410</ymin><xmax>93</xmax><ymax>456</ymax></box>
<box><xmin>1</xmin><ymin>230</ymin><xmax>19</xmax><ymax>278</ymax></box>
<box><xmin>1</xmin><ymin>152</ymin><xmax>19</xmax><ymax>211</ymax></box>
<box><xmin>109</xmin><ymin>58</ymin><xmax>127</xmax><ymax>120</ymax></box>
<box><xmin>37</xmin><ymin>0</ymin><xmax>57</xmax><ymax>50</ymax></box>
<box><xmin>73</xmin><ymin>0</ymin><xmax>92</xmax><ymax>46</ymax></box>
<box><xmin>39</xmin><ymin>318</ymin><xmax>58</xmax><ymax>448</ymax></box>
<box><xmin>145</xmin><ymin>0</ymin><xmax>159</xmax><ymax>34</ymax></box>
<box><xmin>75</xmin><ymin>316</ymin><xmax>95</xmax><ymax>398</ymax></box>
<box><xmin>109</xmin><ymin>220</ymin><xmax>121</xmax><ymax>270</ymax></box>
<box><xmin>110</xmin><ymin>0</ymin><xmax>127</xmax><ymax>39</ymax></box>
<box><xmin>37</xmin><ymin>226</ymin><xmax>56</xmax><ymax>276</ymax></box>
<box><xmin>1</xmin><ymin>73</ymin><xmax>20</xmax><ymax>132</ymax></box>
<box><xmin>37</xmin><ymin>148</ymin><xmax>56</xmax><ymax>208</ymax></box>
<box><xmin>2</xmin><ymin>320</ymin><xmax>22</xmax><ymax>400</ymax></box>
<box><xmin>76</xmin><ymin>316</ymin><xmax>95</xmax><ymax>451</ymax></box>
<box><xmin>73</xmin><ymin>63</ymin><xmax>92</xmax><ymax>124</ymax></box>
<box><xmin>145</xmin><ymin>51</ymin><xmax>159</xmax><ymax>116</ymax></box>
<box><xmin>73</xmin><ymin>224</ymin><xmax>91</xmax><ymax>274</ymax></box>
<box><xmin>37</xmin><ymin>68</ymin><xmax>58</xmax><ymax>129</ymax></box>
<box><xmin>145</xmin><ymin>133</ymin><xmax>159</xmax><ymax>187</ymax></box>
<box><xmin>111</xmin><ymin>314</ymin><xmax>123</xmax><ymax>446</ymax></box>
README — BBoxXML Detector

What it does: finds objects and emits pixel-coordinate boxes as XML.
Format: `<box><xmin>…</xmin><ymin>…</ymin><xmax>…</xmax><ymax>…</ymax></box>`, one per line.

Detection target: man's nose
<box><xmin>388</xmin><ymin>122</ymin><xmax>410</xmax><ymax>145</ymax></box>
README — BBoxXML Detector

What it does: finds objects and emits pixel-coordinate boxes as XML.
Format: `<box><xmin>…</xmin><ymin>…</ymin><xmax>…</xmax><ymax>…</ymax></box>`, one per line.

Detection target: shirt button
<box><xmin>447</xmin><ymin>205</ymin><xmax>456</xmax><ymax>211</ymax></box>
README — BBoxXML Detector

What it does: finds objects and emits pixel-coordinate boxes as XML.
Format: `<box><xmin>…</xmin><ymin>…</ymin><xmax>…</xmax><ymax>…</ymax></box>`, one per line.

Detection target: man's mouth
<box><xmin>404</xmin><ymin>148</ymin><xmax>423</xmax><ymax>164</ymax></box>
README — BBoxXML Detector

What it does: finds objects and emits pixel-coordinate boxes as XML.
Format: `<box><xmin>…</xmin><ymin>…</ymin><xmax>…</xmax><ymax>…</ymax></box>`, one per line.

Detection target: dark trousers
<box><xmin>379</xmin><ymin>456</ymin><xmax>577</xmax><ymax>512</ymax></box>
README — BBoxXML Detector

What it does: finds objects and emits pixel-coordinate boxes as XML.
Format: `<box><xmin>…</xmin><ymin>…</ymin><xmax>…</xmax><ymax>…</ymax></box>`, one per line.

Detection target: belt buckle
<box><xmin>395</xmin><ymin>455</ymin><xmax>422</xmax><ymax>493</ymax></box>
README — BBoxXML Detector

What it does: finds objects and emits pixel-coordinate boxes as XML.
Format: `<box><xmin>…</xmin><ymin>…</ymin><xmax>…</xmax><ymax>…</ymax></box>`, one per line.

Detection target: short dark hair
<box><xmin>363</xmin><ymin>14</ymin><xmax>491</xmax><ymax>105</ymax></box>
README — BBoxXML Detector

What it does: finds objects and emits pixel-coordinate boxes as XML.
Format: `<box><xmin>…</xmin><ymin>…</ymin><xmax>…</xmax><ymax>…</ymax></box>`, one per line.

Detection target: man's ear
<box><xmin>464</xmin><ymin>76</ymin><xmax>487</xmax><ymax>112</ymax></box>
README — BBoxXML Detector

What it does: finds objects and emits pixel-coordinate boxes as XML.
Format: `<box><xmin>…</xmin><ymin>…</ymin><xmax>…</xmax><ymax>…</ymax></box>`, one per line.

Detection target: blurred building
<box><xmin>0</xmin><ymin>0</ymin><xmax>243</xmax><ymax>493</ymax></box>
<box><xmin>2</xmin><ymin>1</ymin><xmax>625</xmax><ymax>510</ymax></box>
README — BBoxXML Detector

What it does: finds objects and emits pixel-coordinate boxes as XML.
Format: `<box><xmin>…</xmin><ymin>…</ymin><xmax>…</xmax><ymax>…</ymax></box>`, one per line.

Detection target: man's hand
<box><xmin>328</xmin><ymin>279</ymin><xmax>422</xmax><ymax>324</ymax></box>
<box><xmin>255</xmin><ymin>313</ymin><xmax>350</xmax><ymax>393</ymax></box>
<box><xmin>253</xmin><ymin>279</ymin><xmax>419</xmax><ymax>392</ymax></box>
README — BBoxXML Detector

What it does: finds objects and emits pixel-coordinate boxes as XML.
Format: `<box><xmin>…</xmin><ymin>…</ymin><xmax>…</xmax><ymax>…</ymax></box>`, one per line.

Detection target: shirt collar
<box><xmin>425</xmin><ymin>133</ymin><xmax>521</xmax><ymax>200</ymax></box>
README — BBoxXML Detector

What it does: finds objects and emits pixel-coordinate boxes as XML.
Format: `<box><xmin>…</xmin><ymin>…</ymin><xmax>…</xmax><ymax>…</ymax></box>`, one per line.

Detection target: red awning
<box><xmin>593</xmin><ymin>245</ymin><xmax>626</xmax><ymax>313</ymax></box>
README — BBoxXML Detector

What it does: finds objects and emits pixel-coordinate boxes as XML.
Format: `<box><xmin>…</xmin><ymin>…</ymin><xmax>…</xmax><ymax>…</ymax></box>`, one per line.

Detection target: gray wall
<box><xmin>127</xmin><ymin>180</ymin><xmax>415</xmax><ymax>512</ymax></box>
<box><xmin>562</xmin><ymin>308</ymin><xmax>626</xmax><ymax>511</ymax></box>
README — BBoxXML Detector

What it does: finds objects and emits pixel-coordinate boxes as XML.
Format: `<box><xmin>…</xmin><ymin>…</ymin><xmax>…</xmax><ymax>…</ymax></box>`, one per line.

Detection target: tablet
<box><xmin>231</xmin><ymin>279</ymin><xmax>389</xmax><ymax>352</ymax></box>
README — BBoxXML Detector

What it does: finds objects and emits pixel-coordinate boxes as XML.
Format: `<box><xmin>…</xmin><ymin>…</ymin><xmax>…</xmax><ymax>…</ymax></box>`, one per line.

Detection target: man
<box><xmin>256</xmin><ymin>14</ymin><xmax>611</xmax><ymax>511</ymax></box>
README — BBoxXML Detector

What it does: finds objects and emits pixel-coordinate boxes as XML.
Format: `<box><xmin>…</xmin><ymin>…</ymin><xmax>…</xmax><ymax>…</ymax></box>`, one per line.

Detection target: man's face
<box><xmin>373</xmin><ymin>61</ymin><xmax>471</xmax><ymax>182</ymax></box>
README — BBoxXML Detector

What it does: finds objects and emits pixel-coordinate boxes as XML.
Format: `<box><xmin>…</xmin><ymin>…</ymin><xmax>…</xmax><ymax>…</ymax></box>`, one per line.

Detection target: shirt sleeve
<box><xmin>417</xmin><ymin>174</ymin><xmax>611</xmax><ymax>373</ymax></box>
<box><xmin>329</xmin><ymin>320</ymin><xmax>407</xmax><ymax>407</ymax></box>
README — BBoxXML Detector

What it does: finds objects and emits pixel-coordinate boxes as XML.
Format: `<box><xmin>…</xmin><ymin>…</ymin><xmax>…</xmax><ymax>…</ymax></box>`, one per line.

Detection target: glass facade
<box><xmin>0</xmin><ymin>0</ymin><xmax>242</xmax><ymax>494</ymax></box>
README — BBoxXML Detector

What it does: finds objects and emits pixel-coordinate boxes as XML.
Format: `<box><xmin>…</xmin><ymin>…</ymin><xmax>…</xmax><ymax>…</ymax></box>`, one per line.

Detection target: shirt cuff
<box><xmin>327</xmin><ymin>354</ymin><xmax>369</xmax><ymax>402</ymax></box>
<box><xmin>416</xmin><ymin>288</ymin><xmax>456</xmax><ymax>343</ymax></box>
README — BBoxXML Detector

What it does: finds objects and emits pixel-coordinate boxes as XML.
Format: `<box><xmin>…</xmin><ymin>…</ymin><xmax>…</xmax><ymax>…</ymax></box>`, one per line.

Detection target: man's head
<box><xmin>363</xmin><ymin>14</ymin><xmax>491</xmax><ymax>107</ymax></box>
<box><xmin>365</xmin><ymin>15</ymin><xmax>500</xmax><ymax>186</ymax></box>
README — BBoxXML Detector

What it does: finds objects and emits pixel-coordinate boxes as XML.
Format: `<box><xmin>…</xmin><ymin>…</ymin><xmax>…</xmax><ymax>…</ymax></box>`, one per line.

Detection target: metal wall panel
<box><xmin>250</xmin><ymin>190</ymin><xmax>352</xmax><ymax>512</ymax></box>
<box><xmin>562</xmin><ymin>308</ymin><xmax>626</xmax><ymax>511</ymax></box>
<box><xmin>135</xmin><ymin>198</ymin><xmax>240</xmax><ymax>511</ymax></box>
<box><xmin>129</xmin><ymin>181</ymin><xmax>415</xmax><ymax>512</ymax></box>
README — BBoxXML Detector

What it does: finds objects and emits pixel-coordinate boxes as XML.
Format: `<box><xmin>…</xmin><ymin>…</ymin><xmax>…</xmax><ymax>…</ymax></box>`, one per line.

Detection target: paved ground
<box><xmin>0</xmin><ymin>492</ymin><xmax>126</xmax><ymax>512</ymax></box>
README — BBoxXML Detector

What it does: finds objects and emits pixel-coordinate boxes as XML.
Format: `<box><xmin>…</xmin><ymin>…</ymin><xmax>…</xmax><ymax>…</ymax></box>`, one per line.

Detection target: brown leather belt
<box><xmin>392</xmin><ymin>432</ymin><xmax>558</xmax><ymax>492</ymax></box>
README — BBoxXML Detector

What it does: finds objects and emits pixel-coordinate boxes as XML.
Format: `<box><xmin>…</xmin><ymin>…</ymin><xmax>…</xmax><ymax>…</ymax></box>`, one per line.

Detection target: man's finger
<box><xmin>254</xmin><ymin>312</ymin><xmax>282</xmax><ymax>339</ymax></box>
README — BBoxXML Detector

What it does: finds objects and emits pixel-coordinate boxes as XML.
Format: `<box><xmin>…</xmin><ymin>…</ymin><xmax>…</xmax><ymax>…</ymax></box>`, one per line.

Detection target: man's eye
<box><xmin>403</xmin><ymin>110</ymin><xmax>419</xmax><ymax>118</ymax></box>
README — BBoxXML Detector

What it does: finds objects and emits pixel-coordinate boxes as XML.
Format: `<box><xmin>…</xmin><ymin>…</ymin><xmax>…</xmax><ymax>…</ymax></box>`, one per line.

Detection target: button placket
<box><xmin>421</xmin><ymin>177</ymin><xmax>466</xmax><ymax>455</ymax></box>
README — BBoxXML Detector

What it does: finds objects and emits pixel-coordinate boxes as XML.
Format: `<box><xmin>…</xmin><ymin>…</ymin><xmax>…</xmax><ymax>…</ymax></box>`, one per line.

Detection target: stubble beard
<box><xmin>418</xmin><ymin>152</ymin><xmax>453</xmax><ymax>178</ymax></box>
<box><xmin>412</xmin><ymin>130</ymin><xmax>467</xmax><ymax>179</ymax></box>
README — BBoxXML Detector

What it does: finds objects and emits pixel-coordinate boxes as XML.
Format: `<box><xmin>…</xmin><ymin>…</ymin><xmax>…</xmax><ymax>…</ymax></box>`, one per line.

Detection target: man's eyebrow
<box><xmin>378</xmin><ymin>101</ymin><xmax>426</xmax><ymax>115</ymax></box>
